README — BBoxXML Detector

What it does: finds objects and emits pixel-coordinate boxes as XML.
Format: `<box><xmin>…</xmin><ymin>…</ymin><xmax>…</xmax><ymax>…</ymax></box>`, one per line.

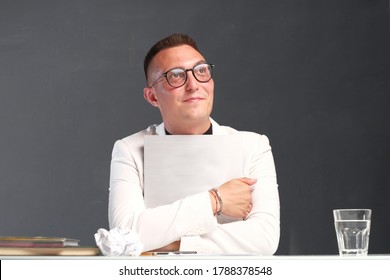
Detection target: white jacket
<box><xmin>108</xmin><ymin>119</ymin><xmax>280</xmax><ymax>254</ymax></box>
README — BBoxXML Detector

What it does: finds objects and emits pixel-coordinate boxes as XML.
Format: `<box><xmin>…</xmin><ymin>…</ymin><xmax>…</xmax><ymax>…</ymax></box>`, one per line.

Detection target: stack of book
<box><xmin>0</xmin><ymin>236</ymin><xmax>79</xmax><ymax>248</ymax></box>
<box><xmin>0</xmin><ymin>236</ymin><xmax>99</xmax><ymax>256</ymax></box>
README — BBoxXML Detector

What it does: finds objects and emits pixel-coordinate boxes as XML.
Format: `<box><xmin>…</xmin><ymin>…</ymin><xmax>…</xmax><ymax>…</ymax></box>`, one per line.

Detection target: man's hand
<box><xmin>151</xmin><ymin>240</ymin><xmax>181</xmax><ymax>252</ymax></box>
<box><xmin>218</xmin><ymin>177</ymin><xmax>256</xmax><ymax>219</ymax></box>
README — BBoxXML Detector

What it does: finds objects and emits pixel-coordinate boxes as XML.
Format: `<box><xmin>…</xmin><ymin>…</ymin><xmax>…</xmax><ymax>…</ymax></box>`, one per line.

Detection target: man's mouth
<box><xmin>183</xmin><ymin>97</ymin><xmax>205</xmax><ymax>102</ymax></box>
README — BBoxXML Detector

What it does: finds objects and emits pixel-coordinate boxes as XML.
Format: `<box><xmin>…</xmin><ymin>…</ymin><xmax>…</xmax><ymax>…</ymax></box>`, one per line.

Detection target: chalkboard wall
<box><xmin>0</xmin><ymin>0</ymin><xmax>389</xmax><ymax>255</ymax></box>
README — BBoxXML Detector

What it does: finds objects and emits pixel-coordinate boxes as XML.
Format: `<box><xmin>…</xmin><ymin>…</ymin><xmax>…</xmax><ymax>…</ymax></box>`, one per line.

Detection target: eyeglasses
<box><xmin>148</xmin><ymin>63</ymin><xmax>215</xmax><ymax>88</ymax></box>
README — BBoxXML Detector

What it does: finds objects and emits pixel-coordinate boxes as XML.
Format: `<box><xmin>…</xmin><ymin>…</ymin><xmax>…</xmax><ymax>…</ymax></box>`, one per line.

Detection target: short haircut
<box><xmin>143</xmin><ymin>33</ymin><xmax>200</xmax><ymax>80</ymax></box>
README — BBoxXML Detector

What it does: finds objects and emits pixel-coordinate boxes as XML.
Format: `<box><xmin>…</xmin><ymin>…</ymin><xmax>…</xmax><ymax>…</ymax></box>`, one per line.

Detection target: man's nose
<box><xmin>184</xmin><ymin>70</ymin><xmax>199</xmax><ymax>91</ymax></box>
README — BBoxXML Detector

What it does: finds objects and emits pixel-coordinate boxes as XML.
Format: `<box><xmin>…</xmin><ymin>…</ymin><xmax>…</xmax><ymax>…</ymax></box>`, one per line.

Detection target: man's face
<box><xmin>144</xmin><ymin>45</ymin><xmax>214</xmax><ymax>134</ymax></box>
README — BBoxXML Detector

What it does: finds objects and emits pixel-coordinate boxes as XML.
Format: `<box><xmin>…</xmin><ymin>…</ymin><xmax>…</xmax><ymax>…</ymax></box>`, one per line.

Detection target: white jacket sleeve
<box><xmin>108</xmin><ymin>139</ymin><xmax>218</xmax><ymax>252</ymax></box>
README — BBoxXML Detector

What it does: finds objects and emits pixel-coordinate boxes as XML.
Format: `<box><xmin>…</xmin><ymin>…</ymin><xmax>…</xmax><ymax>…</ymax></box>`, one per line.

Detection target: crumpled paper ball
<box><xmin>94</xmin><ymin>227</ymin><xmax>144</xmax><ymax>256</ymax></box>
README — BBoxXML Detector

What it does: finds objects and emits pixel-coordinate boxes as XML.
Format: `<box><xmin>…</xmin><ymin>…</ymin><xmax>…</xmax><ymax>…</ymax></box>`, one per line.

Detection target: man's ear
<box><xmin>143</xmin><ymin>87</ymin><xmax>159</xmax><ymax>107</ymax></box>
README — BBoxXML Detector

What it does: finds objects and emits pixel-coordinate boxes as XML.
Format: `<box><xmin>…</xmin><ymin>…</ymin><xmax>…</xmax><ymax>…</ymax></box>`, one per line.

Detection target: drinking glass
<box><xmin>333</xmin><ymin>209</ymin><xmax>371</xmax><ymax>256</ymax></box>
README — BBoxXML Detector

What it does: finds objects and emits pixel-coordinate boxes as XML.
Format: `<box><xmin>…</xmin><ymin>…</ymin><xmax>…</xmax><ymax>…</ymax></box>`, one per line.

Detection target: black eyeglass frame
<box><xmin>148</xmin><ymin>63</ymin><xmax>215</xmax><ymax>88</ymax></box>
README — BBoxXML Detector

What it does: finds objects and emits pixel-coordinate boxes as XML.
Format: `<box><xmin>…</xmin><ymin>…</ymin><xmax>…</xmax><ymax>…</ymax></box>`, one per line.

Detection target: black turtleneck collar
<box><xmin>165</xmin><ymin>123</ymin><xmax>213</xmax><ymax>135</ymax></box>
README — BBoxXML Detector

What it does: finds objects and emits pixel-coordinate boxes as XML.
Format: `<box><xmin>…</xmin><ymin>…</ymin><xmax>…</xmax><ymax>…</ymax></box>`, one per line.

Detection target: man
<box><xmin>108</xmin><ymin>33</ymin><xmax>280</xmax><ymax>254</ymax></box>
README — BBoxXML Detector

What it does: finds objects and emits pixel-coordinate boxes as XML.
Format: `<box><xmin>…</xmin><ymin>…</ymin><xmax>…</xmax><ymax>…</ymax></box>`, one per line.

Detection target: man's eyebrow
<box><xmin>194</xmin><ymin>60</ymin><xmax>207</xmax><ymax>66</ymax></box>
<box><xmin>162</xmin><ymin>60</ymin><xmax>208</xmax><ymax>73</ymax></box>
<box><xmin>181</xmin><ymin>60</ymin><xmax>207</xmax><ymax>69</ymax></box>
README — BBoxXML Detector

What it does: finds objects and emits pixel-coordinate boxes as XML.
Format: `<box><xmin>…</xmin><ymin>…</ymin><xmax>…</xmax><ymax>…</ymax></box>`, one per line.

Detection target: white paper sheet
<box><xmin>144</xmin><ymin>135</ymin><xmax>244</xmax><ymax>224</ymax></box>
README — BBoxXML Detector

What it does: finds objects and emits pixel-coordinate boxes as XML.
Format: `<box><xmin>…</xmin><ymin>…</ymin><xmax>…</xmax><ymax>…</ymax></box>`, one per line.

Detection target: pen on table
<box><xmin>142</xmin><ymin>251</ymin><xmax>197</xmax><ymax>256</ymax></box>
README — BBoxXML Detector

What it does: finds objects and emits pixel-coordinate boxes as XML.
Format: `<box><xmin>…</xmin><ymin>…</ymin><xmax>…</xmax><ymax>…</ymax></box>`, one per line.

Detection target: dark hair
<box><xmin>143</xmin><ymin>33</ymin><xmax>200</xmax><ymax>79</ymax></box>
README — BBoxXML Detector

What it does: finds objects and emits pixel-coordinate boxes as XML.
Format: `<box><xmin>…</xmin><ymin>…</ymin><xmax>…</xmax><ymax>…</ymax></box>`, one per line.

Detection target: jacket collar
<box><xmin>156</xmin><ymin>118</ymin><xmax>224</xmax><ymax>135</ymax></box>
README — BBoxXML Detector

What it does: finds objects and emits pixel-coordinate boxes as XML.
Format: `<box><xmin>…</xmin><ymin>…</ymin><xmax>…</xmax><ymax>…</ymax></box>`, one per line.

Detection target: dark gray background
<box><xmin>0</xmin><ymin>0</ymin><xmax>389</xmax><ymax>255</ymax></box>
